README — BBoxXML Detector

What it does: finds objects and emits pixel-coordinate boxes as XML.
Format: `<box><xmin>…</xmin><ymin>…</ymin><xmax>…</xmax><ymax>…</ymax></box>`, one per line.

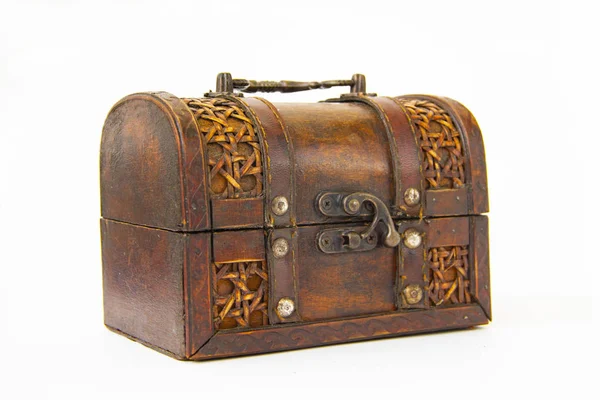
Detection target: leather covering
<box><xmin>100</xmin><ymin>90</ymin><xmax>490</xmax><ymax>360</ymax></box>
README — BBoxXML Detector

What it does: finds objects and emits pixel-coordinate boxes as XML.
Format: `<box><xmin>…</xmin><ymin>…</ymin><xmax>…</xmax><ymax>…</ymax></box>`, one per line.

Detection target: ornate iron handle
<box><xmin>212</xmin><ymin>72</ymin><xmax>367</xmax><ymax>94</ymax></box>
<box><xmin>317</xmin><ymin>192</ymin><xmax>401</xmax><ymax>253</ymax></box>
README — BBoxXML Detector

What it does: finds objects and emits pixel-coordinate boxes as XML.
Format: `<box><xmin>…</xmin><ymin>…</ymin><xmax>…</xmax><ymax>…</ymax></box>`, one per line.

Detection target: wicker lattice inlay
<box><xmin>212</xmin><ymin>261</ymin><xmax>269</xmax><ymax>330</ymax></box>
<box><xmin>184</xmin><ymin>98</ymin><xmax>263</xmax><ymax>199</ymax></box>
<box><xmin>426</xmin><ymin>245</ymin><xmax>471</xmax><ymax>306</ymax></box>
<box><xmin>397</xmin><ymin>99</ymin><xmax>465</xmax><ymax>189</ymax></box>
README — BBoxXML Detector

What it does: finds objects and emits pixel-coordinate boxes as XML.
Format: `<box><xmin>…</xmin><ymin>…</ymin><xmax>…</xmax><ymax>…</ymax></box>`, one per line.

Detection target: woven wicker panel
<box><xmin>184</xmin><ymin>98</ymin><xmax>263</xmax><ymax>199</ymax></box>
<box><xmin>212</xmin><ymin>261</ymin><xmax>269</xmax><ymax>330</ymax></box>
<box><xmin>426</xmin><ymin>245</ymin><xmax>471</xmax><ymax>306</ymax></box>
<box><xmin>397</xmin><ymin>99</ymin><xmax>465</xmax><ymax>189</ymax></box>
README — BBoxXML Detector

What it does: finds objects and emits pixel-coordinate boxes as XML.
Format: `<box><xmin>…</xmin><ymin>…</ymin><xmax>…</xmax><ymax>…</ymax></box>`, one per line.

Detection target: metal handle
<box><xmin>213</xmin><ymin>72</ymin><xmax>366</xmax><ymax>94</ymax></box>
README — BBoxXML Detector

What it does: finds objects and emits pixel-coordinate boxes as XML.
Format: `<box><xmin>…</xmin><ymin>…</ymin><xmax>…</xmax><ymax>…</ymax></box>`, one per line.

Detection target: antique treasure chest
<box><xmin>100</xmin><ymin>73</ymin><xmax>490</xmax><ymax>360</ymax></box>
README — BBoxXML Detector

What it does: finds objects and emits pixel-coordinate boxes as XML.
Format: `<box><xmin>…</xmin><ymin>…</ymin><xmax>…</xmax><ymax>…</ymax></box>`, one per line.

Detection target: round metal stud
<box><xmin>271</xmin><ymin>196</ymin><xmax>289</xmax><ymax>216</ymax></box>
<box><xmin>403</xmin><ymin>284</ymin><xmax>423</xmax><ymax>305</ymax></box>
<box><xmin>346</xmin><ymin>198</ymin><xmax>361</xmax><ymax>214</ymax></box>
<box><xmin>403</xmin><ymin>228</ymin><xmax>422</xmax><ymax>249</ymax></box>
<box><xmin>277</xmin><ymin>297</ymin><xmax>295</xmax><ymax>318</ymax></box>
<box><xmin>272</xmin><ymin>238</ymin><xmax>289</xmax><ymax>258</ymax></box>
<box><xmin>404</xmin><ymin>187</ymin><xmax>420</xmax><ymax>206</ymax></box>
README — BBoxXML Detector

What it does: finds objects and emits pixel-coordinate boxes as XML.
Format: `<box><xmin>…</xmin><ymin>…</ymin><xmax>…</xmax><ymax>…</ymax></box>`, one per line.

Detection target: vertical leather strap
<box><xmin>242</xmin><ymin>97</ymin><xmax>296</xmax><ymax>228</ymax></box>
<box><xmin>267</xmin><ymin>228</ymin><xmax>301</xmax><ymax>323</ymax></box>
<box><xmin>248</xmin><ymin>99</ymin><xmax>301</xmax><ymax>323</ymax></box>
<box><xmin>396</xmin><ymin>220</ymin><xmax>427</xmax><ymax>310</ymax></box>
<box><xmin>227</xmin><ymin>96</ymin><xmax>299</xmax><ymax>324</ymax></box>
<box><xmin>379</xmin><ymin>96</ymin><xmax>424</xmax><ymax>217</ymax></box>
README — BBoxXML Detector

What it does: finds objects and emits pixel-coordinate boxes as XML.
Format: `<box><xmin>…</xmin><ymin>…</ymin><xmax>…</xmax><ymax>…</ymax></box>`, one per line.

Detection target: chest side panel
<box><xmin>101</xmin><ymin>219</ymin><xmax>186</xmax><ymax>358</ymax></box>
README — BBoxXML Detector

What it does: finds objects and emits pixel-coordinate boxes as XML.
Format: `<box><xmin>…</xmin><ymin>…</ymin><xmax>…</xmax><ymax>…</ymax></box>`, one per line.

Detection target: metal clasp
<box><xmin>316</xmin><ymin>192</ymin><xmax>401</xmax><ymax>253</ymax></box>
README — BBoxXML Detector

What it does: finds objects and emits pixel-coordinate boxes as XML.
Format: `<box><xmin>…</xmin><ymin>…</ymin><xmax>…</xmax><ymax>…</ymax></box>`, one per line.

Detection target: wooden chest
<box><xmin>100</xmin><ymin>73</ymin><xmax>490</xmax><ymax>360</ymax></box>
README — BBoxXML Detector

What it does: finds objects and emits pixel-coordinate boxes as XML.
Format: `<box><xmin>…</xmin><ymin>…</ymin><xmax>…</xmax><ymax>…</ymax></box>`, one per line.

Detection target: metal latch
<box><xmin>316</xmin><ymin>192</ymin><xmax>401</xmax><ymax>253</ymax></box>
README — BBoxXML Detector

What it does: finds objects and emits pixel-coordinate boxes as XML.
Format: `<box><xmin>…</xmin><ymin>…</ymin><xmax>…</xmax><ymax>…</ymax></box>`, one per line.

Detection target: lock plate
<box><xmin>316</xmin><ymin>191</ymin><xmax>401</xmax><ymax>253</ymax></box>
<box><xmin>317</xmin><ymin>227</ymin><xmax>378</xmax><ymax>254</ymax></box>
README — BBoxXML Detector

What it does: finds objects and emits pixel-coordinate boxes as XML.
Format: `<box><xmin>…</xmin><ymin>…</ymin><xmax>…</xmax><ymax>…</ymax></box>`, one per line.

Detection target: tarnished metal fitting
<box><xmin>272</xmin><ymin>238</ymin><xmax>289</xmax><ymax>258</ymax></box>
<box><xmin>403</xmin><ymin>284</ymin><xmax>423</xmax><ymax>305</ymax></box>
<box><xmin>277</xmin><ymin>297</ymin><xmax>295</xmax><ymax>318</ymax></box>
<box><xmin>271</xmin><ymin>196</ymin><xmax>289</xmax><ymax>216</ymax></box>
<box><xmin>345</xmin><ymin>198</ymin><xmax>361</xmax><ymax>214</ymax></box>
<box><xmin>404</xmin><ymin>187</ymin><xmax>420</xmax><ymax>206</ymax></box>
<box><xmin>403</xmin><ymin>228</ymin><xmax>422</xmax><ymax>249</ymax></box>
<box><xmin>344</xmin><ymin>231</ymin><xmax>362</xmax><ymax>249</ymax></box>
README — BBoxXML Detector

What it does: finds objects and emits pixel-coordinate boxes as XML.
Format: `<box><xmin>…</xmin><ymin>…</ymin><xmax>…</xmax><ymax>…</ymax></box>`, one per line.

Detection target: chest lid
<box><xmin>100</xmin><ymin>73</ymin><xmax>488</xmax><ymax>233</ymax></box>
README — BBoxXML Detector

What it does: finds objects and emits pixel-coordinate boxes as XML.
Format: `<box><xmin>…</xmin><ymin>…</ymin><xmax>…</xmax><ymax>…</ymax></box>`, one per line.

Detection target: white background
<box><xmin>0</xmin><ymin>0</ymin><xmax>596</xmax><ymax>398</ymax></box>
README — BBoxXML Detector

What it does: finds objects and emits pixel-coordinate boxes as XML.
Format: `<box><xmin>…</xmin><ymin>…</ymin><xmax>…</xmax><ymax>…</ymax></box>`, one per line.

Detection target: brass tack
<box><xmin>404</xmin><ymin>187</ymin><xmax>420</xmax><ymax>206</ymax></box>
<box><xmin>277</xmin><ymin>297</ymin><xmax>295</xmax><ymax>318</ymax></box>
<box><xmin>403</xmin><ymin>228</ymin><xmax>422</xmax><ymax>249</ymax></box>
<box><xmin>272</xmin><ymin>238</ymin><xmax>289</xmax><ymax>258</ymax></box>
<box><xmin>403</xmin><ymin>284</ymin><xmax>423</xmax><ymax>305</ymax></box>
<box><xmin>272</xmin><ymin>196</ymin><xmax>289</xmax><ymax>216</ymax></box>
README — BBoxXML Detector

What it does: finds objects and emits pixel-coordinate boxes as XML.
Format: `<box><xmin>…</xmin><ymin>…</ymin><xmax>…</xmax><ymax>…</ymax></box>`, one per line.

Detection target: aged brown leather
<box><xmin>267</xmin><ymin>227</ymin><xmax>301</xmax><ymax>323</ymax></box>
<box><xmin>101</xmin><ymin>219</ymin><xmax>186</xmax><ymax>357</ymax></box>
<box><xmin>100</xmin><ymin>92</ymin><xmax>211</xmax><ymax>232</ymax></box>
<box><xmin>241</xmin><ymin>97</ymin><xmax>296</xmax><ymax>228</ymax></box>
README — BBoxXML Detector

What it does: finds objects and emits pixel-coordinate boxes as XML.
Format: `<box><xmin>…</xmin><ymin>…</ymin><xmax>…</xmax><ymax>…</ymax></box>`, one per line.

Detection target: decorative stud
<box><xmin>271</xmin><ymin>196</ymin><xmax>289</xmax><ymax>216</ymax></box>
<box><xmin>403</xmin><ymin>284</ymin><xmax>423</xmax><ymax>305</ymax></box>
<box><xmin>346</xmin><ymin>198</ymin><xmax>361</xmax><ymax>214</ymax></box>
<box><xmin>277</xmin><ymin>297</ymin><xmax>295</xmax><ymax>318</ymax></box>
<box><xmin>404</xmin><ymin>187</ymin><xmax>420</xmax><ymax>206</ymax></box>
<box><xmin>272</xmin><ymin>238</ymin><xmax>289</xmax><ymax>258</ymax></box>
<box><xmin>403</xmin><ymin>228</ymin><xmax>422</xmax><ymax>249</ymax></box>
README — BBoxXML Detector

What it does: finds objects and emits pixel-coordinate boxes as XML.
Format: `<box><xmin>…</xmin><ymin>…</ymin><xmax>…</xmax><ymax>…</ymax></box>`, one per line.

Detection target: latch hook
<box><xmin>316</xmin><ymin>192</ymin><xmax>401</xmax><ymax>253</ymax></box>
<box><xmin>342</xmin><ymin>193</ymin><xmax>401</xmax><ymax>248</ymax></box>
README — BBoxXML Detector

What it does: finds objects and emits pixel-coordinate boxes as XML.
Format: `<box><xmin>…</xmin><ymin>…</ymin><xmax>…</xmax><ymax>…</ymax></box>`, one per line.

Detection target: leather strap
<box><xmin>396</xmin><ymin>220</ymin><xmax>427</xmax><ymax>309</ymax></box>
<box><xmin>242</xmin><ymin>97</ymin><xmax>295</xmax><ymax>228</ymax></box>
<box><xmin>267</xmin><ymin>228</ymin><xmax>301</xmax><ymax>323</ymax></box>
<box><xmin>224</xmin><ymin>96</ymin><xmax>299</xmax><ymax>325</ymax></box>
<box><xmin>384</xmin><ymin>97</ymin><xmax>424</xmax><ymax>217</ymax></box>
